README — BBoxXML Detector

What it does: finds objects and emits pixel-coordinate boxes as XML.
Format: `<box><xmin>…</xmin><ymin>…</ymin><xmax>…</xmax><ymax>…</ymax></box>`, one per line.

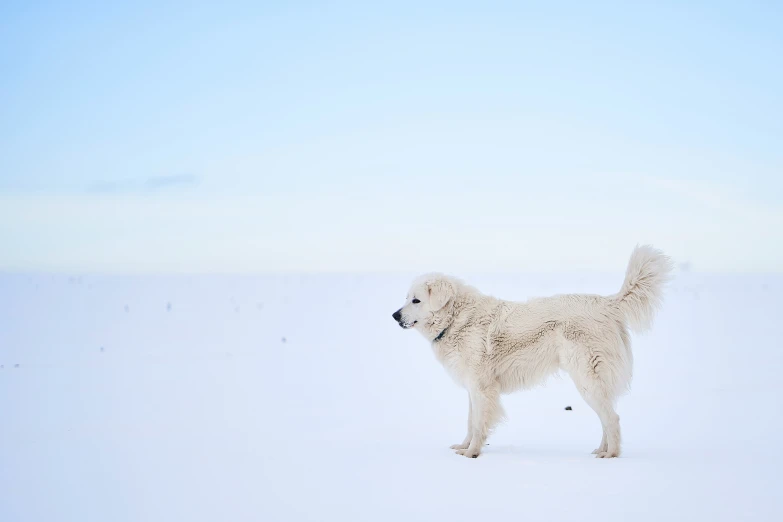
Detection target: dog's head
<box><xmin>392</xmin><ymin>273</ymin><xmax>456</xmax><ymax>331</ymax></box>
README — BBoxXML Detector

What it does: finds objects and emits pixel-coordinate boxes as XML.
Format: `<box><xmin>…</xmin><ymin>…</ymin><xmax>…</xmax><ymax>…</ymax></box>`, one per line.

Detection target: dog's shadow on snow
<box><xmin>479</xmin><ymin>444</ymin><xmax>656</xmax><ymax>461</ymax></box>
<box><xmin>481</xmin><ymin>444</ymin><xmax>595</xmax><ymax>460</ymax></box>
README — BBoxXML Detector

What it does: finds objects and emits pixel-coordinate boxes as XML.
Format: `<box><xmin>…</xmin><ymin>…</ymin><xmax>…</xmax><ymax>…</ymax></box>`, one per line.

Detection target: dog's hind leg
<box><xmin>450</xmin><ymin>392</ymin><xmax>473</xmax><ymax>451</ymax></box>
<box><xmin>456</xmin><ymin>385</ymin><xmax>503</xmax><ymax>458</ymax></box>
<box><xmin>564</xmin><ymin>334</ymin><xmax>629</xmax><ymax>458</ymax></box>
<box><xmin>577</xmin><ymin>385</ymin><xmax>621</xmax><ymax>458</ymax></box>
<box><xmin>591</xmin><ymin>429</ymin><xmax>608</xmax><ymax>455</ymax></box>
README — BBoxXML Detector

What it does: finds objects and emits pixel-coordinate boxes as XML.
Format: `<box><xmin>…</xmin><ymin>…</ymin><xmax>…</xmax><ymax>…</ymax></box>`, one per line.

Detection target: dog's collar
<box><xmin>433</xmin><ymin>327</ymin><xmax>448</xmax><ymax>343</ymax></box>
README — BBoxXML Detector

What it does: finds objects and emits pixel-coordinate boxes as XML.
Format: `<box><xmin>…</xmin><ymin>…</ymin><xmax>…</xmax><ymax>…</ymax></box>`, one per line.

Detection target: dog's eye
<box><xmin>412</xmin><ymin>299</ymin><xmax>420</xmax><ymax>304</ymax></box>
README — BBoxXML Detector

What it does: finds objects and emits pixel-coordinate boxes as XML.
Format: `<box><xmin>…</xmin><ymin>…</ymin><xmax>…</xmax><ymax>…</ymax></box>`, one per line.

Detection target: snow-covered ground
<box><xmin>1</xmin><ymin>272</ymin><xmax>781</xmax><ymax>521</ymax></box>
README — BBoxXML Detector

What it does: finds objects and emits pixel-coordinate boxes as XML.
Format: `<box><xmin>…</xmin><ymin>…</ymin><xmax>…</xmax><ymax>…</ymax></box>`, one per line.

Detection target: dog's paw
<box><xmin>595</xmin><ymin>451</ymin><xmax>619</xmax><ymax>458</ymax></box>
<box><xmin>456</xmin><ymin>448</ymin><xmax>480</xmax><ymax>458</ymax></box>
<box><xmin>591</xmin><ymin>447</ymin><xmax>607</xmax><ymax>454</ymax></box>
<box><xmin>450</xmin><ymin>443</ymin><xmax>469</xmax><ymax>450</ymax></box>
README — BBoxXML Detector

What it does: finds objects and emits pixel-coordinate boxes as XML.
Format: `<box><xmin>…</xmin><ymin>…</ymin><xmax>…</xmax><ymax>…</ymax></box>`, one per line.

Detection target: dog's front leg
<box><xmin>456</xmin><ymin>385</ymin><xmax>502</xmax><ymax>458</ymax></box>
<box><xmin>450</xmin><ymin>392</ymin><xmax>473</xmax><ymax>451</ymax></box>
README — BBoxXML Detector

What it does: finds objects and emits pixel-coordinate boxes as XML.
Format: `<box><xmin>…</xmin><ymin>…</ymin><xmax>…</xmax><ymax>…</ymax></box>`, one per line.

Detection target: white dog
<box><xmin>392</xmin><ymin>245</ymin><xmax>672</xmax><ymax>458</ymax></box>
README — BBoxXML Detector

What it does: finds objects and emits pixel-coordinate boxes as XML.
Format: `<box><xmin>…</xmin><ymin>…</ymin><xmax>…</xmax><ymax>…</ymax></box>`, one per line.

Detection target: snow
<box><xmin>1</xmin><ymin>272</ymin><xmax>781</xmax><ymax>521</ymax></box>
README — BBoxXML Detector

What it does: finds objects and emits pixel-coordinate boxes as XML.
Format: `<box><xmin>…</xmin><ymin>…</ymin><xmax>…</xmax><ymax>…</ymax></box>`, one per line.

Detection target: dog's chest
<box><xmin>432</xmin><ymin>340</ymin><xmax>470</xmax><ymax>386</ymax></box>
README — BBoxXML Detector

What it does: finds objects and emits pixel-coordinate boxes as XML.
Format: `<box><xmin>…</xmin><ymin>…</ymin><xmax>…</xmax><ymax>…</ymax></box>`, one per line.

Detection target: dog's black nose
<box><xmin>392</xmin><ymin>309</ymin><xmax>402</xmax><ymax>322</ymax></box>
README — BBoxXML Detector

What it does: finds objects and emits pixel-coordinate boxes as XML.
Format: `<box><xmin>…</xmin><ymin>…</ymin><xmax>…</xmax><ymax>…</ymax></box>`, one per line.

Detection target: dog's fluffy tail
<box><xmin>613</xmin><ymin>245</ymin><xmax>673</xmax><ymax>333</ymax></box>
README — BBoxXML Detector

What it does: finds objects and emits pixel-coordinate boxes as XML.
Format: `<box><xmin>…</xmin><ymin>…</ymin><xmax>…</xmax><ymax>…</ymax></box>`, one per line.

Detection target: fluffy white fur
<box><xmin>393</xmin><ymin>245</ymin><xmax>673</xmax><ymax>458</ymax></box>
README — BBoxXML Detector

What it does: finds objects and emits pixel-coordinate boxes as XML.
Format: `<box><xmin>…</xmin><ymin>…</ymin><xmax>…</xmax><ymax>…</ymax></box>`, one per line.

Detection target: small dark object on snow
<box><xmin>14</xmin><ymin>363</ymin><xmax>20</xmax><ymax>368</ymax></box>
<box><xmin>281</xmin><ymin>337</ymin><xmax>287</xmax><ymax>343</ymax></box>
<box><xmin>565</xmin><ymin>406</ymin><xmax>572</xmax><ymax>411</ymax></box>
<box><xmin>124</xmin><ymin>305</ymin><xmax>130</xmax><ymax>313</ymax></box>
<box><xmin>1</xmin><ymin>365</ymin><xmax>4</xmax><ymax>369</ymax></box>
<box><xmin>100</xmin><ymin>346</ymin><xmax>105</xmax><ymax>352</ymax></box>
<box><xmin>166</xmin><ymin>302</ymin><xmax>172</xmax><ymax>311</ymax></box>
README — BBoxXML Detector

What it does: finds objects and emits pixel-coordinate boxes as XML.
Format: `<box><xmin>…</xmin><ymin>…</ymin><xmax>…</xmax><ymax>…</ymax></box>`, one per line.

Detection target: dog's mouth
<box><xmin>398</xmin><ymin>320</ymin><xmax>417</xmax><ymax>329</ymax></box>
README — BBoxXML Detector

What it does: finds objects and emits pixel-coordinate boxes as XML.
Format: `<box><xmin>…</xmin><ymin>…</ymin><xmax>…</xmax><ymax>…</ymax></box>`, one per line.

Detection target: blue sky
<box><xmin>1</xmin><ymin>1</ymin><xmax>781</xmax><ymax>272</ymax></box>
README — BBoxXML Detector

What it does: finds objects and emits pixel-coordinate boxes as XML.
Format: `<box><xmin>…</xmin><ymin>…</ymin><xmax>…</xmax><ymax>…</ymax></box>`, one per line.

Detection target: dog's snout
<box><xmin>392</xmin><ymin>309</ymin><xmax>402</xmax><ymax>322</ymax></box>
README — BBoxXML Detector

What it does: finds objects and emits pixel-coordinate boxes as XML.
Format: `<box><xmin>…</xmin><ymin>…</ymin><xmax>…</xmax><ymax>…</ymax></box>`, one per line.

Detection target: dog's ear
<box><xmin>427</xmin><ymin>278</ymin><xmax>455</xmax><ymax>311</ymax></box>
